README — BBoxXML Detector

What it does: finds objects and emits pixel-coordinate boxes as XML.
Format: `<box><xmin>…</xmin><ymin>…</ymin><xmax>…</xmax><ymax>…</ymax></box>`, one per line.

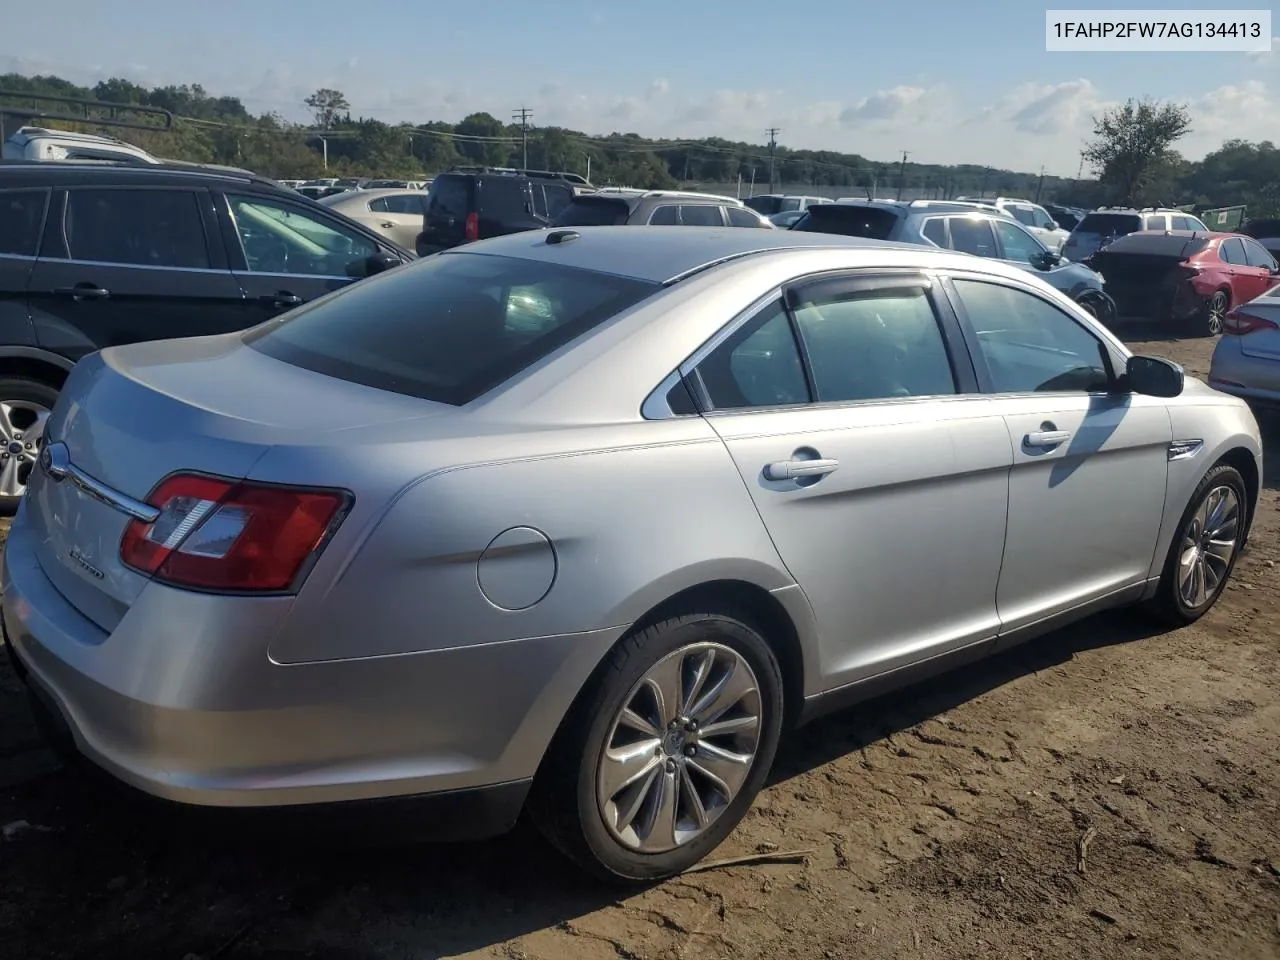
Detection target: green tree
<box><xmin>454</xmin><ymin>112</ymin><xmax>510</xmax><ymax>165</ymax></box>
<box><xmin>1082</xmin><ymin>98</ymin><xmax>1192</xmax><ymax>206</ymax></box>
<box><xmin>305</xmin><ymin>88</ymin><xmax>350</xmax><ymax>130</ymax></box>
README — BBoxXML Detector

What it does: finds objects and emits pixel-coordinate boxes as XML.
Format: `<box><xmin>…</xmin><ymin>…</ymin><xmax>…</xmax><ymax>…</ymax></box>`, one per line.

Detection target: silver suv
<box><xmin>1063</xmin><ymin>206</ymin><xmax>1209</xmax><ymax>262</ymax></box>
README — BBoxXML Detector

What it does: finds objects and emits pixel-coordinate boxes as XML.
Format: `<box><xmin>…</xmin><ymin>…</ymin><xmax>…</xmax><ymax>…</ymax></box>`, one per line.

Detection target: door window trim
<box><xmin>939</xmin><ymin>270</ymin><xmax>1126</xmax><ymax>397</ymax></box>
<box><xmin>55</xmin><ymin>184</ymin><xmax>225</xmax><ymax>271</ymax></box>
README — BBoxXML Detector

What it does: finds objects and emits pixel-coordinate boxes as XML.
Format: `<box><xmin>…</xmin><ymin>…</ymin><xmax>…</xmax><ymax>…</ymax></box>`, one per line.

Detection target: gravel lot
<box><xmin>1</xmin><ymin>334</ymin><xmax>1277</xmax><ymax>960</ymax></box>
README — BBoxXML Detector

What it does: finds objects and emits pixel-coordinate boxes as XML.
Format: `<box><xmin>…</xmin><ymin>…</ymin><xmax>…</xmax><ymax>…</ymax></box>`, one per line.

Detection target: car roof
<box><xmin>323</xmin><ymin>187</ymin><xmax>421</xmax><ymax>203</ymax></box>
<box><xmin>0</xmin><ymin>158</ymin><xmax>279</xmax><ymax>190</ymax></box>
<box><xmin>444</xmin><ymin>225</ymin><xmax>925</xmax><ymax>284</ymax></box>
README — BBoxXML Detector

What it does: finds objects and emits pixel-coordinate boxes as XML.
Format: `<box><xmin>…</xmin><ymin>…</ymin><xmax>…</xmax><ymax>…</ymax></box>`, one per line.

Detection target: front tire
<box><xmin>1189</xmin><ymin>290</ymin><xmax>1229</xmax><ymax>338</ymax></box>
<box><xmin>0</xmin><ymin>377</ymin><xmax>58</xmax><ymax>515</ymax></box>
<box><xmin>1144</xmin><ymin>464</ymin><xmax>1248</xmax><ymax>625</ymax></box>
<box><xmin>529</xmin><ymin>610</ymin><xmax>784</xmax><ymax>881</ymax></box>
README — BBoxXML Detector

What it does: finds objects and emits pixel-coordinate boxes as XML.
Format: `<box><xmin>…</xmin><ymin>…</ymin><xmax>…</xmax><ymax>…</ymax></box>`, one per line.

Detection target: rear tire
<box><xmin>528</xmin><ymin>609</ymin><xmax>784</xmax><ymax>881</ymax></box>
<box><xmin>1186</xmin><ymin>290</ymin><xmax>1229</xmax><ymax>338</ymax></box>
<box><xmin>1143</xmin><ymin>464</ymin><xmax>1248</xmax><ymax>626</ymax></box>
<box><xmin>0</xmin><ymin>377</ymin><xmax>59</xmax><ymax>516</ymax></box>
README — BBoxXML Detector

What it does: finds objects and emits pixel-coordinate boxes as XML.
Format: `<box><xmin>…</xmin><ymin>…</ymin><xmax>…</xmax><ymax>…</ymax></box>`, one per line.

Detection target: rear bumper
<box><xmin>1</xmin><ymin>512</ymin><xmax>620</xmax><ymax>817</ymax></box>
<box><xmin>1209</xmin><ymin>337</ymin><xmax>1280</xmax><ymax>408</ymax></box>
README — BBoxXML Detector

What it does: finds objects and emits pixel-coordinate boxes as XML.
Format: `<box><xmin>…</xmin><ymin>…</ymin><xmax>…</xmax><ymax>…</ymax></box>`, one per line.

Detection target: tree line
<box><xmin>1</xmin><ymin>73</ymin><xmax>1276</xmax><ymax>217</ymax></box>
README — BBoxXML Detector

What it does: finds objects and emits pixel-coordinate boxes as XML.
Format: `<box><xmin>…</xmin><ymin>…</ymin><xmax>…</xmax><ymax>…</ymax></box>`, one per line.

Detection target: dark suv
<box><xmin>0</xmin><ymin>160</ymin><xmax>411</xmax><ymax>509</ymax></box>
<box><xmin>416</xmin><ymin>168</ymin><xmax>591</xmax><ymax>255</ymax></box>
<box><xmin>551</xmin><ymin>189</ymin><xmax>773</xmax><ymax>228</ymax></box>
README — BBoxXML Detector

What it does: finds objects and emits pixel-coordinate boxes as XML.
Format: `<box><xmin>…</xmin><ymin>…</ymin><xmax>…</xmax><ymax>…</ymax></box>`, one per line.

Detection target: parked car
<box><xmin>742</xmin><ymin>195</ymin><xmax>832</xmax><ymax>216</ymax></box>
<box><xmin>1062</xmin><ymin>207</ymin><xmax>1208</xmax><ymax>262</ymax></box>
<box><xmin>0</xmin><ymin>161</ymin><xmax>411</xmax><ymax>509</ymax></box>
<box><xmin>791</xmin><ymin>200</ymin><xmax>1114</xmax><ymax>322</ymax></box>
<box><xmin>769</xmin><ymin>210</ymin><xmax>807</xmax><ymax>228</ymax></box>
<box><xmin>1209</xmin><ymin>286</ymin><xmax>1280</xmax><ymax>415</ymax></box>
<box><xmin>955</xmin><ymin>197</ymin><xmax>1070</xmax><ymax>252</ymax></box>
<box><xmin>552</xmin><ymin>189</ymin><xmax>773</xmax><ymax>228</ymax></box>
<box><xmin>319</xmin><ymin>188</ymin><xmax>428</xmax><ymax>248</ymax></box>
<box><xmin>416</xmin><ymin>169</ymin><xmax>588</xmax><ymax>255</ymax></box>
<box><xmin>3</xmin><ymin>226</ymin><xmax>1261</xmax><ymax>882</ymax></box>
<box><xmin>1045</xmin><ymin>203</ymin><xmax>1086</xmax><ymax>231</ymax></box>
<box><xmin>1240</xmin><ymin>218</ymin><xmax>1280</xmax><ymax>261</ymax></box>
<box><xmin>3</xmin><ymin>125</ymin><xmax>160</xmax><ymax>165</ymax></box>
<box><xmin>1087</xmin><ymin>231</ymin><xmax>1280</xmax><ymax>336</ymax></box>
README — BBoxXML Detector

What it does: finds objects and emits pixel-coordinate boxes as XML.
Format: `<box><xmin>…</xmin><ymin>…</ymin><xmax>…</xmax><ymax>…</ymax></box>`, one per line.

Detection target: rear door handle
<box><xmin>260</xmin><ymin>292</ymin><xmax>303</xmax><ymax>307</ymax></box>
<box><xmin>54</xmin><ymin>285</ymin><xmax>110</xmax><ymax>301</ymax></box>
<box><xmin>1025</xmin><ymin>430</ymin><xmax>1071</xmax><ymax>448</ymax></box>
<box><xmin>763</xmin><ymin>458</ymin><xmax>840</xmax><ymax>481</ymax></box>
<box><xmin>379</xmin><ymin>221</ymin><xmax>396</xmax><ymax>229</ymax></box>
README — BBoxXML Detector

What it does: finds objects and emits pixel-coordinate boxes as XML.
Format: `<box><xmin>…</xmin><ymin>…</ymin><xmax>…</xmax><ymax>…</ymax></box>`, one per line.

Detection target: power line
<box><xmin>513</xmin><ymin>106</ymin><xmax>532</xmax><ymax>171</ymax></box>
<box><xmin>766</xmin><ymin>128</ymin><xmax>780</xmax><ymax>192</ymax></box>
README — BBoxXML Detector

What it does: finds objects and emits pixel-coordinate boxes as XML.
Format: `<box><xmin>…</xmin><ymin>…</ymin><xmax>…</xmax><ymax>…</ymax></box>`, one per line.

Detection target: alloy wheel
<box><xmin>1177</xmin><ymin>484</ymin><xmax>1241</xmax><ymax>610</ymax></box>
<box><xmin>0</xmin><ymin>400</ymin><xmax>50</xmax><ymax>498</ymax></box>
<box><xmin>596</xmin><ymin>642</ymin><xmax>763</xmax><ymax>854</ymax></box>
<box><xmin>1207</xmin><ymin>292</ymin><xmax>1228</xmax><ymax>335</ymax></box>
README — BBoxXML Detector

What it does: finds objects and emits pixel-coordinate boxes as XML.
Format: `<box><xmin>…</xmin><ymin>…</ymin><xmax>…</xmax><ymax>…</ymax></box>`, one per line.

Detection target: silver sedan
<box><xmin>1209</xmin><ymin>285</ymin><xmax>1280</xmax><ymax>415</ymax></box>
<box><xmin>1</xmin><ymin>227</ymin><xmax>1263</xmax><ymax>880</ymax></box>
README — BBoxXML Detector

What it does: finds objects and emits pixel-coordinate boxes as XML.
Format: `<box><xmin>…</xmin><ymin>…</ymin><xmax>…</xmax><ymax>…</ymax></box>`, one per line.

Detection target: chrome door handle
<box><xmin>1025</xmin><ymin>430</ymin><xmax>1071</xmax><ymax>448</ymax></box>
<box><xmin>763</xmin><ymin>458</ymin><xmax>839</xmax><ymax>481</ymax></box>
<box><xmin>380</xmin><ymin>221</ymin><xmax>396</xmax><ymax>229</ymax></box>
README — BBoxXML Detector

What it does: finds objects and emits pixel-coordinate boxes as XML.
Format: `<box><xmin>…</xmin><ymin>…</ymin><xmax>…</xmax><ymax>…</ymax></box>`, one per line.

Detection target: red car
<box><xmin>1087</xmin><ymin>230</ymin><xmax>1280</xmax><ymax>336</ymax></box>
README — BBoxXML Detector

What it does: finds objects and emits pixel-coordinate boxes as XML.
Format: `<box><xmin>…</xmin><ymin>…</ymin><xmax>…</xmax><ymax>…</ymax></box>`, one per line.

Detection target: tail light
<box><xmin>120</xmin><ymin>473</ymin><xmax>350</xmax><ymax>592</ymax></box>
<box><xmin>1223</xmin><ymin>307</ymin><xmax>1280</xmax><ymax>336</ymax></box>
<box><xmin>464</xmin><ymin>212</ymin><xmax>479</xmax><ymax>241</ymax></box>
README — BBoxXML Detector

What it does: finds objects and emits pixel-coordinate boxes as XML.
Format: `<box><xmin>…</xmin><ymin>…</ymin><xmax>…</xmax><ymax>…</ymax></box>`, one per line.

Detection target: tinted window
<box><xmin>993</xmin><ymin>220</ymin><xmax>1046</xmax><ymax>263</ymax></box>
<box><xmin>791</xmin><ymin>205</ymin><xmax>899</xmax><ymax>239</ymax></box>
<box><xmin>921</xmin><ymin>218</ymin><xmax>947</xmax><ymax>246</ymax></box>
<box><xmin>374</xmin><ymin>194</ymin><xmax>427</xmax><ymax>215</ymax></box>
<box><xmin>428</xmin><ymin>176</ymin><xmax>471</xmax><ymax>217</ymax></box>
<box><xmin>479</xmin><ymin>177</ymin><xmax>527</xmax><ymax>217</ymax></box>
<box><xmin>1219</xmin><ymin>238</ymin><xmax>1246</xmax><ymax>265</ymax></box>
<box><xmin>1076</xmin><ymin>213</ymin><xmax>1142</xmax><ymax>237</ymax></box>
<box><xmin>227</xmin><ymin>194</ymin><xmax>377</xmax><ymax>278</ymax></box>
<box><xmin>680</xmin><ymin>205</ymin><xmax>724</xmax><ymax>226</ymax></box>
<box><xmin>542</xmin><ymin>185</ymin><xmax>574</xmax><ymax>218</ymax></box>
<box><xmin>791</xmin><ymin>285</ymin><xmax>956</xmax><ymax>402</ymax></box>
<box><xmin>553</xmin><ymin>197</ymin><xmax>631</xmax><ymax>226</ymax></box>
<box><xmin>1009</xmin><ymin>206</ymin><xmax>1038</xmax><ymax>227</ymax></box>
<box><xmin>695</xmin><ymin>300</ymin><xmax>808</xmax><ymax>410</ymax></box>
<box><xmin>0</xmin><ymin>190</ymin><xmax>47</xmax><ymax>257</ymax></box>
<box><xmin>743</xmin><ymin>196</ymin><xmax>783</xmax><ymax>215</ymax></box>
<box><xmin>1170</xmin><ymin>216</ymin><xmax>1198</xmax><ymax>231</ymax></box>
<box><xmin>948</xmin><ymin>217</ymin><xmax>998</xmax><ymax>257</ymax></box>
<box><xmin>1243</xmin><ymin>239</ymin><xmax>1277</xmax><ymax>270</ymax></box>
<box><xmin>952</xmin><ymin>279</ymin><xmax>1109</xmax><ymax>393</ymax></box>
<box><xmin>247</xmin><ymin>253</ymin><xmax>657</xmax><ymax>406</ymax></box>
<box><xmin>1143</xmin><ymin>215</ymin><xmax>1166</xmax><ymax>230</ymax></box>
<box><xmin>727</xmin><ymin>206</ymin><xmax>764</xmax><ymax>228</ymax></box>
<box><xmin>65</xmin><ymin>188</ymin><xmax>209</xmax><ymax>268</ymax></box>
<box><xmin>649</xmin><ymin>205</ymin><xmax>679</xmax><ymax>225</ymax></box>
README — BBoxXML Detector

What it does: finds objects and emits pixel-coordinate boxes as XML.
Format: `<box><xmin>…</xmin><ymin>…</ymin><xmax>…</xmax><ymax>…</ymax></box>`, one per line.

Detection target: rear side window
<box><xmin>371</xmin><ymin>194</ymin><xmax>426</xmax><ymax>215</ymax></box>
<box><xmin>541</xmin><ymin>184</ymin><xmax>574</xmax><ymax>218</ymax></box>
<box><xmin>1171</xmin><ymin>216</ymin><xmax>1198</xmax><ymax>231</ymax></box>
<box><xmin>791</xmin><ymin>205</ymin><xmax>899</xmax><ymax>239</ymax></box>
<box><xmin>479</xmin><ymin>177</ymin><xmax>528</xmax><ymax>217</ymax></box>
<box><xmin>245</xmin><ymin>253</ymin><xmax>658</xmax><ymax>405</ymax></box>
<box><xmin>743</xmin><ymin>196</ymin><xmax>783</xmax><ymax>215</ymax></box>
<box><xmin>1076</xmin><ymin>213</ymin><xmax>1141</xmax><ymax>237</ymax></box>
<box><xmin>649</xmin><ymin>205</ymin><xmax>679</xmax><ymax>225</ymax></box>
<box><xmin>65</xmin><ymin>188</ymin><xmax>209</xmax><ymax>269</ymax></box>
<box><xmin>1219</xmin><ymin>238</ymin><xmax>1246</xmax><ymax>265</ymax></box>
<box><xmin>679</xmin><ymin>205</ymin><xmax>724</xmax><ymax>226</ymax></box>
<box><xmin>554</xmin><ymin>197</ymin><xmax>631</xmax><ymax>226</ymax></box>
<box><xmin>695</xmin><ymin>300</ymin><xmax>808</xmax><ymax>409</ymax></box>
<box><xmin>921</xmin><ymin>218</ymin><xmax>947</xmax><ymax>246</ymax></box>
<box><xmin>727</xmin><ymin>206</ymin><xmax>765</xmax><ymax>228</ymax></box>
<box><xmin>427</xmin><ymin>176</ymin><xmax>471</xmax><ymax>218</ymax></box>
<box><xmin>948</xmin><ymin>217</ymin><xmax>998</xmax><ymax>257</ymax></box>
<box><xmin>1143</xmin><ymin>215</ymin><xmax>1166</xmax><ymax>230</ymax></box>
<box><xmin>0</xmin><ymin>190</ymin><xmax>47</xmax><ymax>257</ymax></box>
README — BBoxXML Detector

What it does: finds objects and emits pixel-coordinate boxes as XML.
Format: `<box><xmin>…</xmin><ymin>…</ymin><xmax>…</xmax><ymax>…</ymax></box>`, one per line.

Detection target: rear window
<box><xmin>791</xmin><ymin>205</ymin><xmax>899</xmax><ymax>239</ymax></box>
<box><xmin>478</xmin><ymin>177</ymin><xmax>527</xmax><ymax>217</ymax></box>
<box><xmin>1094</xmin><ymin>232</ymin><xmax>1209</xmax><ymax>258</ymax></box>
<box><xmin>1076</xmin><ymin>213</ymin><xmax>1142</xmax><ymax>236</ymax></box>
<box><xmin>553</xmin><ymin>197</ymin><xmax>632</xmax><ymax>226</ymax></box>
<box><xmin>427</xmin><ymin>176</ymin><xmax>471</xmax><ymax>218</ymax></box>
<box><xmin>244</xmin><ymin>253</ymin><xmax>658</xmax><ymax>405</ymax></box>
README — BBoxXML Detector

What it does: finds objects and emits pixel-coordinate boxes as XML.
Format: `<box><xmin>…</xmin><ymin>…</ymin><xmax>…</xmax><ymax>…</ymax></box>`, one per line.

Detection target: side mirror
<box><xmin>1030</xmin><ymin>251</ymin><xmax>1059</xmax><ymax>271</ymax></box>
<box><xmin>1125</xmin><ymin>355</ymin><xmax>1184</xmax><ymax>398</ymax></box>
<box><xmin>364</xmin><ymin>251</ymin><xmax>402</xmax><ymax>275</ymax></box>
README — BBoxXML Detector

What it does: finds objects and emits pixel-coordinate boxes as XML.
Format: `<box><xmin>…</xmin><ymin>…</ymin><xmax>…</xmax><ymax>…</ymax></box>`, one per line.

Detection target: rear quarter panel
<box><xmin>266</xmin><ymin>417</ymin><xmax>797</xmax><ymax>667</ymax></box>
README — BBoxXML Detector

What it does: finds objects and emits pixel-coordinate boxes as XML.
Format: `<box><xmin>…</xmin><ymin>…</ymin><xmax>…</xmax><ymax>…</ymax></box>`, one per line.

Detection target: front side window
<box><xmin>65</xmin><ymin>188</ymin><xmax>209</xmax><ymax>269</ymax></box>
<box><xmin>791</xmin><ymin>285</ymin><xmax>957</xmax><ymax>402</ymax></box>
<box><xmin>1219</xmin><ymin>238</ymin><xmax>1246</xmax><ymax>265</ymax></box>
<box><xmin>993</xmin><ymin>220</ymin><xmax>1047</xmax><ymax>264</ymax></box>
<box><xmin>1008</xmin><ymin>205</ymin><xmax>1038</xmax><ymax>228</ymax></box>
<box><xmin>1242</xmin><ymin>238</ymin><xmax>1277</xmax><ymax>270</ymax></box>
<box><xmin>227</xmin><ymin>194</ymin><xmax>377</xmax><ymax>277</ymax></box>
<box><xmin>951</xmin><ymin>278</ymin><xmax>1110</xmax><ymax>393</ymax></box>
<box><xmin>694</xmin><ymin>300</ymin><xmax>808</xmax><ymax>410</ymax></box>
<box><xmin>0</xmin><ymin>190</ymin><xmax>47</xmax><ymax>258</ymax></box>
<box><xmin>649</xmin><ymin>205</ymin><xmax>679</xmax><ymax>225</ymax></box>
<box><xmin>1143</xmin><ymin>215</ymin><xmax>1167</xmax><ymax>230</ymax></box>
<box><xmin>246</xmin><ymin>253</ymin><xmax>658</xmax><ymax>406</ymax></box>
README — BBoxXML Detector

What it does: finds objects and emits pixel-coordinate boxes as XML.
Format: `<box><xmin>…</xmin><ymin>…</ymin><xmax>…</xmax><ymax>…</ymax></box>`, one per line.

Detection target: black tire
<box><xmin>1186</xmin><ymin>289</ymin><xmax>1229</xmax><ymax>338</ymax></box>
<box><xmin>0</xmin><ymin>376</ymin><xmax>59</xmax><ymax>516</ymax></box>
<box><xmin>1143</xmin><ymin>463</ymin><xmax>1249</xmax><ymax>626</ymax></box>
<box><xmin>528</xmin><ymin>609</ymin><xmax>785</xmax><ymax>882</ymax></box>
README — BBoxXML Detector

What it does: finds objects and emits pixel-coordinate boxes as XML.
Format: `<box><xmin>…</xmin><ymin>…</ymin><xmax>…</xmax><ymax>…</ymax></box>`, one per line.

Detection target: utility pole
<box><xmin>512</xmin><ymin>107</ymin><xmax>532</xmax><ymax>171</ymax></box>
<box><xmin>766</xmin><ymin>128</ymin><xmax>780</xmax><ymax>192</ymax></box>
<box><xmin>896</xmin><ymin>150</ymin><xmax>910</xmax><ymax>200</ymax></box>
<box><xmin>1035</xmin><ymin>164</ymin><xmax>1046</xmax><ymax>203</ymax></box>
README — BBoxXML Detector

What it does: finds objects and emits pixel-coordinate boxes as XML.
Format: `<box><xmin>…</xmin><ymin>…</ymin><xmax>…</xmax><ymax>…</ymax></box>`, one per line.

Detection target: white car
<box><xmin>957</xmin><ymin>197</ymin><xmax>1070</xmax><ymax>253</ymax></box>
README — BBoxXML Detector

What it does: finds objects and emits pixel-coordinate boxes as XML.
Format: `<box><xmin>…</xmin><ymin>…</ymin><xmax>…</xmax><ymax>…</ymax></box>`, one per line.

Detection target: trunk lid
<box><xmin>27</xmin><ymin>334</ymin><xmax>450</xmax><ymax>632</ymax></box>
<box><xmin>1089</xmin><ymin>234</ymin><xmax>1209</xmax><ymax>321</ymax></box>
<box><xmin>1238</xmin><ymin>291</ymin><xmax>1280</xmax><ymax>359</ymax></box>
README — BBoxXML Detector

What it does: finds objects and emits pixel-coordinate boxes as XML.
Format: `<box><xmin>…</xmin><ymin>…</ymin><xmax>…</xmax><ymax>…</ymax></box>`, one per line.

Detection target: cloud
<box><xmin>840</xmin><ymin>86</ymin><xmax>929</xmax><ymax>124</ymax></box>
<box><xmin>1182</xmin><ymin>81</ymin><xmax>1275</xmax><ymax>153</ymax></box>
<box><xmin>977</xmin><ymin>79</ymin><xmax>1111</xmax><ymax>137</ymax></box>
<box><xmin>1246</xmin><ymin>37</ymin><xmax>1279</xmax><ymax>60</ymax></box>
<box><xmin>647</xmin><ymin>78</ymin><xmax>669</xmax><ymax>99</ymax></box>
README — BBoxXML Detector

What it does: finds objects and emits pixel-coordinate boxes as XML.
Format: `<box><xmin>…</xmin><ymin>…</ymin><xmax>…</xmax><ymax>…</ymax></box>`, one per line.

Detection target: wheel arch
<box><xmin>0</xmin><ymin>348</ymin><xmax>74</xmax><ymax>390</ymax></box>
<box><xmin>1216</xmin><ymin>445</ymin><xmax>1260</xmax><ymax>547</ymax></box>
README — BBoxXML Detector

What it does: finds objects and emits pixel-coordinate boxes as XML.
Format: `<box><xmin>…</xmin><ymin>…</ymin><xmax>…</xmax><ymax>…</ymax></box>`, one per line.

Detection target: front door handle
<box><xmin>1025</xmin><ymin>430</ymin><xmax>1071</xmax><ymax>448</ymax></box>
<box><xmin>54</xmin><ymin>284</ymin><xmax>110</xmax><ymax>301</ymax></box>
<box><xmin>379</xmin><ymin>221</ymin><xmax>396</xmax><ymax>229</ymax></box>
<box><xmin>763</xmin><ymin>458</ymin><xmax>840</xmax><ymax>481</ymax></box>
<box><xmin>260</xmin><ymin>292</ymin><xmax>303</xmax><ymax>308</ymax></box>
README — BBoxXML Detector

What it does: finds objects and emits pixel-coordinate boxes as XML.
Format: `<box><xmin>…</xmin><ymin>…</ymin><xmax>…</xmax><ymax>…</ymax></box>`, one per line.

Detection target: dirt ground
<box><xmin>1</xmin><ymin>334</ymin><xmax>1277</xmax><ymax>960</ymax></box>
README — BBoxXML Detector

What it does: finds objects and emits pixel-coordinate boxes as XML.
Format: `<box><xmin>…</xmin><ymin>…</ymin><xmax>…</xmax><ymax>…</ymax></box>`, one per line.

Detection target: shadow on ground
<box><xmin>0</xmin><ymin>607</ymin><xmax>1170</xmax><ymax>960</ymax></box>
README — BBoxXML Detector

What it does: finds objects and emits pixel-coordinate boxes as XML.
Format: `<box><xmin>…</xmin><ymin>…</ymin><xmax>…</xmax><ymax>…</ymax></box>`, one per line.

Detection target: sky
<box><xmin>3</xmin><ymin>0</ymin><xmax>1277</xmax><ymax>176</ymax></box>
